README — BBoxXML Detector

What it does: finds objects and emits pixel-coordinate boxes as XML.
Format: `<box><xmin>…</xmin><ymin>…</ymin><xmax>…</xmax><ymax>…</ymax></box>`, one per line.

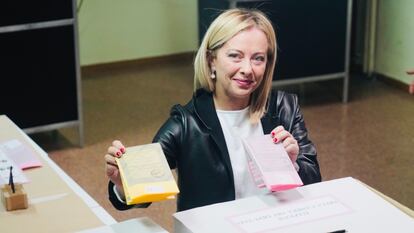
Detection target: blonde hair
<box><xmin>194</xmin><ymin>8</ymin><xmax>277</xmax><ymax>123</ymax></box>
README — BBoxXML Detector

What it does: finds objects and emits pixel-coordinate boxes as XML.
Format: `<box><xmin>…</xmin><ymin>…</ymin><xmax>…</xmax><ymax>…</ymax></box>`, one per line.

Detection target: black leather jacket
<box><xmin>109</xmin><ymin>89</ymin><xmax>321</xmax><ymax>211</ymax></box>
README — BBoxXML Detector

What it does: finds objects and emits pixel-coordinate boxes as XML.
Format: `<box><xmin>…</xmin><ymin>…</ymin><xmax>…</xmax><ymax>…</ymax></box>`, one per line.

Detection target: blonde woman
<box><xmin>105</xmin><ymin>8</ymin><xmax>321</xmax><ymax>212</ymax></box>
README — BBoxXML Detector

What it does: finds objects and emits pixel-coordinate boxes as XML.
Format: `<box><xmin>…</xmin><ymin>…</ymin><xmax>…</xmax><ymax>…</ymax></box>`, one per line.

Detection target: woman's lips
<box><xmin>233</xmin><ymin>78</ymin><xmax>254</xmax><ymax>88</ymax></box>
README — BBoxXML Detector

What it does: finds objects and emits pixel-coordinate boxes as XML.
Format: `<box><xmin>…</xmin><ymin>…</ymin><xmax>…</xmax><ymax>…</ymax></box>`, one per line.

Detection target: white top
<box><xmin>216</xmin><ymin>107</ymin><xmax>269</xmax><ymax>199</ymax></box>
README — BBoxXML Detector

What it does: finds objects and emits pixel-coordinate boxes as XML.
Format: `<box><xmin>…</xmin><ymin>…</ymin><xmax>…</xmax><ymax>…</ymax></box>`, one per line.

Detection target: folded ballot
<box><xmin>242</xmin><ymin>134</ymin><xmax>303</xmax><ymax>192</ymax></box>
<box><xmin>115</xmin><ymin>143</ymin><xmax>179</xmax><ymax>205</ymax></box>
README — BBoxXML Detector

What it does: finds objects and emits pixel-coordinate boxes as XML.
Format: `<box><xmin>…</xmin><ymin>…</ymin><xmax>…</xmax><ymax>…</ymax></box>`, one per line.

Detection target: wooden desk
<box><xmin>0</xmin><ymin>115</ymin><xmax>116</xmax><ymax>232</ymax></box>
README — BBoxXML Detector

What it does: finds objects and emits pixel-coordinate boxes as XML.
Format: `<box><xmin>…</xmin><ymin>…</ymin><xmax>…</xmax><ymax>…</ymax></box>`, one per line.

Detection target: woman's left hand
<box><xmin>271</xmin><ymin>126</ymin><xmax>299</xmax><ymax>163</ymax></box>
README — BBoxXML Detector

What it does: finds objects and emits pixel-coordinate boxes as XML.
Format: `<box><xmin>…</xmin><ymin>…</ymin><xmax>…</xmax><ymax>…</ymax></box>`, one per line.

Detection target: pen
<box><xmin>9</xmin><ymin>166</ymin><xmax>15</xmax><ymax>193</ymax></box>
<box><xmin>327</xmin><ymin>230</ymin><xmax>346</xmax><ymax>233</ymax></box>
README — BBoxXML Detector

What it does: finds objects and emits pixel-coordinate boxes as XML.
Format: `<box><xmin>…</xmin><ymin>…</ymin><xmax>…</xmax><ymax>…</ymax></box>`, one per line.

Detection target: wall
<box><xmin>77</xmin><ymin>0</ymin><xmax>198</xmax><ymax>66</ymax></box>
<box><xmin>375</xmin><ymin>0</ymin><xmax>414</xmax><ymax>84</ymax></box>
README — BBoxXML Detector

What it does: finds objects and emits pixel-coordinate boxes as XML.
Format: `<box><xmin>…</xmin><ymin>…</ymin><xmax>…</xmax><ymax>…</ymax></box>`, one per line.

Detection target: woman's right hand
<box><xmin>105</xmin><ymin>140</ymin><xmax>126</xmax><ymax>195</ymax></box>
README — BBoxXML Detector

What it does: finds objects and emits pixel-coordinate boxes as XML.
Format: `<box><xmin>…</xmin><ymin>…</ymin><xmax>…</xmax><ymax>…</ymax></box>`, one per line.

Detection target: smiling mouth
<box><xmin>233</xmin><ymin>78</ymin><xmax>254</xmax><ymax>87</ymax></box>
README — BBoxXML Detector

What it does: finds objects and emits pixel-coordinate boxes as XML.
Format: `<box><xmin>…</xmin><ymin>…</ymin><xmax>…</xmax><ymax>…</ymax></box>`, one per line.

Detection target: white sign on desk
<box><xmin>174</xmin><ymin>177</ymin><xmax>414</xmax><ymax>233</ymax></box>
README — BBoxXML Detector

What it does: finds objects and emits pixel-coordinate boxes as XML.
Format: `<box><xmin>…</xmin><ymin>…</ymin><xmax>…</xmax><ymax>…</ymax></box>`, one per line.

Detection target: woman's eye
<box><xmin>254</xmin><ymin>56</ymin><xmax>265</xmax><ymax>62</ymax></box>
<box><xmin>228</xmin><ymin>53</ymin><xmax>239</xmax><ymax>58</ymax></box>
<box><xmin>251</xmin><ymin>56</ymin><xmax>265</xmax><ymax>65</ymax></box>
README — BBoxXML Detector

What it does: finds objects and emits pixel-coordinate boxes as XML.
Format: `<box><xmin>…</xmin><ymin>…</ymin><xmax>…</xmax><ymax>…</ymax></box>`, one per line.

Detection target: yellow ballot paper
<box><xmin>115</xmin><ymin>143</ymin><xmax>179</xmax><ymax>205</ymax></box>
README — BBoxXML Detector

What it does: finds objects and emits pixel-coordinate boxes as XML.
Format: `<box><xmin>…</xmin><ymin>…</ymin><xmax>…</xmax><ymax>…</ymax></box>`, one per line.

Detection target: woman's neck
<box><xmin>213</xmin><ymin>93</ymin><xmax>250</xmax><ymax>111</ymax></box>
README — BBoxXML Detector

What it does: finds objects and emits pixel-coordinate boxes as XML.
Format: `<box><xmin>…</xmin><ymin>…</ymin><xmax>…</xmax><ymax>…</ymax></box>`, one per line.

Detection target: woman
<box><xmin>105</xmin><ymin>8</ymin><xmax>321</xmax><ymax>212</ymax></box>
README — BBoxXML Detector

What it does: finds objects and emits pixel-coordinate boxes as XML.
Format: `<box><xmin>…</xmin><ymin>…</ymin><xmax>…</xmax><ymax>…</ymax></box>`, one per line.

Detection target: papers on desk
<box><xmin>174</xmin><ymin>177</ymin><xmax>414</xmax><ymax>233</ymax></box>
<box><xmin>0</xmin><ymin>139</ymin><xmax>41</xmax><ymax>185</ymax></box>
<box><xmin>242</xmin><ymin>134</ymin><xmax>302</xmax><ymax>192</ymax></box>
<box><xmin>0</xmin><ymin>153</ymin><xmax>28</xmax><ymax>185</ymax></box>
<box><xmin>0</xmin><ymin>139</ymin><xmax>42</xmax><ymax>170</ymax></box>
<box><xmin>116</xmin><ymin>143</ymin><xmax>179</xmax><ymax>205</ymax></box>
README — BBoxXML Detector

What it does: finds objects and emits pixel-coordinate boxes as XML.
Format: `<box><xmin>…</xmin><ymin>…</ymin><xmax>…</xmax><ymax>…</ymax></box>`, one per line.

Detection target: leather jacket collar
<box><xmin>192</xmin><ymin>89</ymin><xmax>234</xmax><ymax>183</ymax></box>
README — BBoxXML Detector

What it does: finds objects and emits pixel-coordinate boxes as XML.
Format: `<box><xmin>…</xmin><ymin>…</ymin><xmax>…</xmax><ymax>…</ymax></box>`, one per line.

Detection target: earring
<box><xmin>210</xmin><ymin>70</ymin><xmax>216</xmax><ymax>79</ymax></box>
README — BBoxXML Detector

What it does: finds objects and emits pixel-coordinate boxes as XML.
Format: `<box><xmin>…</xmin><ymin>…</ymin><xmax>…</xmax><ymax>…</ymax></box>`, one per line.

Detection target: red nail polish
<box><xmin>116</xmin><ymin>151</ymin><xmax>121</xmax><ymax>157</ymax></box>
<box><xmin>273</xmin><ymin>137</ymin><xmax>278</xmax><ymax>143</ymax></box>
<box><xmin>120</xmin><ymin>148</ymin><xmax>125</xmax><ymax>153</ymax></box>
<box><xmin>271</xmin><ymin>131</ymin><xmax>275</xmax><ymax>137</ymax></box>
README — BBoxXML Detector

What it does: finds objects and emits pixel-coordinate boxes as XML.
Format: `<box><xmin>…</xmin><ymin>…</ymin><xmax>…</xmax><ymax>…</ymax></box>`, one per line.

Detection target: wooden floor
<box><xmin>31</xmin><ymin>57</ymin><xmax>414</xmax><ymax>232</ymax></box>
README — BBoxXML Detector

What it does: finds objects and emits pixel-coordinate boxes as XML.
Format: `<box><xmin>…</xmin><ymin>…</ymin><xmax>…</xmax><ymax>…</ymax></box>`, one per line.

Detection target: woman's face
<box><xmin>211</xmin><ymin>26</ymin><xmax>268</xmax><ymax>109</ymax></box>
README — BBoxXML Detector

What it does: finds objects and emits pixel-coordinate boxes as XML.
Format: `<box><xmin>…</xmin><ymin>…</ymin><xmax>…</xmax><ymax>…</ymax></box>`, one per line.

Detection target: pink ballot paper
<box><xmin>242</xmin><ymin>134</ymin><xmax>302</xmax><ymax>192</ymax></box>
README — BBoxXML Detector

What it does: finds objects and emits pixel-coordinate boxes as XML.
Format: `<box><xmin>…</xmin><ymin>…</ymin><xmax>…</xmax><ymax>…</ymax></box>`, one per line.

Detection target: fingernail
<box><xmin>116</xmin><ymin>151</ymin><xmax>121</xmax><ymax>157</ymax></box>
<box><xmin>273</xmin><ymin>137</ymin><xmax>278</xmax><ymax>143</ymax></box>
<box><xmin>120</xmin><ymin>147</ymin><xmax>125</xmax><ymax>153</ymax></box>
<box><xmin>271</xmin><ymin>131</ymin><xmax>275</xmax><ymax>137</ymax></box>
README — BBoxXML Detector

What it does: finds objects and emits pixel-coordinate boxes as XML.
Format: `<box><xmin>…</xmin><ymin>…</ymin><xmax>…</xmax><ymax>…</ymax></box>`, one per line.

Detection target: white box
<box><xmin>174</xmin><ymin>177</ymin><xmax>414</xmax><ymax>233</ymax></box>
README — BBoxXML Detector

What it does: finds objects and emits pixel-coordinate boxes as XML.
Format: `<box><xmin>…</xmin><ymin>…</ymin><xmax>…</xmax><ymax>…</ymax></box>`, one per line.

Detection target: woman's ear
<box><xmin>210</xmin><ymin>64</ymin><xmax>216</xmax><ymax>71</ymax></box>
<box><xmin>207</xmin><ymin>50</ymin><xmax>215</xmax><ymax>67</ymax></box>
<box><xmin>207</xmin><ymin>51</ymin><xmax>217</xmax><ymax>79</ymax></box>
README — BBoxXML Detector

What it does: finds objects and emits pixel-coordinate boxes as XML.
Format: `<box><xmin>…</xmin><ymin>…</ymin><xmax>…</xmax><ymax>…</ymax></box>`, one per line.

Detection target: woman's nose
<box><xmin>240</xmin><ymin>59</ymin><xmax>253</xmax><ymax>75</ymax></box>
